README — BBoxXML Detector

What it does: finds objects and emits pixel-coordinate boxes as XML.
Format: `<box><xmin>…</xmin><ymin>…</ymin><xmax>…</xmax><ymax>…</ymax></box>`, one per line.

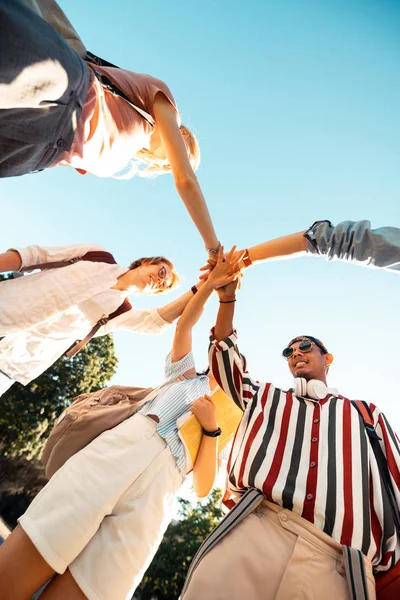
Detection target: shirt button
<box><xmin>312</xmin><ymin>437</ymin><xmax>318</xmax><ymax>443</ymax></box>
<box><xmin>144</xmin><ymin>431</ymin><xmax>152</xmax><ymax>439</ymax></box>
<box><xmin>306</xmin><ymin>493</ymin><xmax>313</xmax><ymax>501</ymax></box>
<box><xmin>310</xmin><ymin>461</ymin><xmax>316</xmax><ymax>468</ymax></box>
<box><xmin>313</xmin><ymin>418</ymin><xmax>319</xmax><ymax>424</ymax></box>
<box><xmin>280</xmin><ymin>513</ymin><xmax>288</xmax><ymax>522</ymax></box>
<box><xmin>57</xmin><ymin>138</ymin><xmax>66</xmax><ymax>149</ymax></box>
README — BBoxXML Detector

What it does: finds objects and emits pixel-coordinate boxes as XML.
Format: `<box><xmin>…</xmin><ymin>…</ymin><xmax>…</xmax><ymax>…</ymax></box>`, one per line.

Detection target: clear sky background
<box><xmin>2</xmin><ymin>0</ymin><xmax>400</xmax><ymax>443</ymax></box>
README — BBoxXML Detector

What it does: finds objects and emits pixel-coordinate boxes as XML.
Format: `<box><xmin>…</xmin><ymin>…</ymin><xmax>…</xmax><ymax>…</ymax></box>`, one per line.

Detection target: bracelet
<box><xmin>202</xmin><ymin>426</ymin><xmax>222</xmax><ymax>438</ymax></box>
<box><xmin>242</xmin><ymin>249</ymin><xmax>253</xmax><ymax>267</ymax></box>
<box><xmin>191</xmin><ymin>285</ymin><xmax>198</xmax><ymax>295</ymax></box>
<box><xmin>206</xmin><ymin>241</ymin><xmax>221</xmax><ymax>255</ymax></box>
<box><xmin>219</xmin><ymin>299</ymin><xmax>236</xmax><ymax>304</ymax></box>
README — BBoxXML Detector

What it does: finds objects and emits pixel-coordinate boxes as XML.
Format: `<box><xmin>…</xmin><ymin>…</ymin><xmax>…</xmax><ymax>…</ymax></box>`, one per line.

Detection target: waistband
<box><xmin>258</xmin><ymin>499</ymin><xmax>374</xmax><ymax>582</ymax></box>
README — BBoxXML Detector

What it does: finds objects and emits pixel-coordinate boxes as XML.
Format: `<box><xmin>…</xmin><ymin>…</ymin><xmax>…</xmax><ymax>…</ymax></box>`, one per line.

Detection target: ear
<box><xmin>325</xmin><ymin>353</ymin><xmax>333</xmax><ymax>372</ymax></box>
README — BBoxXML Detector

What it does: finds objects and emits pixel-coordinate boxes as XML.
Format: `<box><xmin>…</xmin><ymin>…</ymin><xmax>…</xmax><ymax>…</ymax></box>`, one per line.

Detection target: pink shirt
<box><xmin>57</xmin><ymin>64</ymin><xmax>177</xmax><ymax>177</ymax></box>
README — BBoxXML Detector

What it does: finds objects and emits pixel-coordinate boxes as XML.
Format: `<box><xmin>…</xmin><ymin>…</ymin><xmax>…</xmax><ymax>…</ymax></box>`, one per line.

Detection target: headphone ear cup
<box><xmin>307</xmin><ymin>379</ymin><xmax>324</xmax><ymax>400</ymax></box>
<box><xmin>294</xmin><ymin>378</ymin><xmax>307</xmax><ymax>397</ymax></box>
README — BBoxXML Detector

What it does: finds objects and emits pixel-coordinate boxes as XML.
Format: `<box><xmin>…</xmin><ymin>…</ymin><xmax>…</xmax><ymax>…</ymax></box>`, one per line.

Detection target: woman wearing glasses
<box><xmin>0</xmin><ymin>247</ymin><xmax>243</xmax><ymax>600</ymax></box>
<box><xmin>0</xmin><ymin>0</ymin><xmax>220</xmax><ymax>256</ymax></box>
<box><xmin>0</xmin><ymin>241</ymin><xmax>202</xmax><ymax>397</ymax></box>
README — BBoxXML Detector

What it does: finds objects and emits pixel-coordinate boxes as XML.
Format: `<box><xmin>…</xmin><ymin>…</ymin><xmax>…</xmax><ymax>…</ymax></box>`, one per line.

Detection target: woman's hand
<box><xmin>191</xmin><ymin>395</ymin><xmax>218</xmax><ymax>432</ymax></box>
<box><xmin>206</xmin><ymin>246</ymin><xmax>244</xmax><ymax>290</ymax></box>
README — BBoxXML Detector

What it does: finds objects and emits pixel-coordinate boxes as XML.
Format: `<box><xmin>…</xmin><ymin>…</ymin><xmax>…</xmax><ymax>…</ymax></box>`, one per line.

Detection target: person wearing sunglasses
<box><xmin>234</xmin><ymin>219</ymin><xmax>400</xmax><ymax>274</ymax></box>
<box><xmin>0</xmin><ymin>242</ymin><xmax>204</xmax><ymax>398</ymax></box>
<box><xmin>180</xmin><ymin>275</ymin><xmax>400</xmax><ymax>600</ymax></box>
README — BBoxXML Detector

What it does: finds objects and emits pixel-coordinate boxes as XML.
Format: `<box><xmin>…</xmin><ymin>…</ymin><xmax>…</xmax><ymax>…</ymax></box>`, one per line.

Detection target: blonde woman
<box><xmin>0</xmin><ymin>0</ymin><xmax>220</xmax><ymax>254</ymax></box>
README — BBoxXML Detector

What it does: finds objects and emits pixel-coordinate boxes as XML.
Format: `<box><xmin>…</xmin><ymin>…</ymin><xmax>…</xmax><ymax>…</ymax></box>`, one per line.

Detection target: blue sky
<box><xmin>2</xmin><ymin>0</ymin><xmax>400</xmax><ymax>432</ymax></box>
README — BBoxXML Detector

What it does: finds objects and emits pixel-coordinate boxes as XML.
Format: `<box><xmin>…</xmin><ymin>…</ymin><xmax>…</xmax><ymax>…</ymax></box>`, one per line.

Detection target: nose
<box><xmin>291</xmin><ymin>348</ymin><xmax>304</xmax><ymax>361</ymax></box>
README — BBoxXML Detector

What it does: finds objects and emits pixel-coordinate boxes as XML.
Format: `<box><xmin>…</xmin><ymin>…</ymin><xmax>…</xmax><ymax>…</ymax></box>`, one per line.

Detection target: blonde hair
<box><xmin>128</xmin><ymin>256</ymin><xmax>180</xmax><ymax>294</ymax></box>
<box><xmin>132</xmin><ymin>125</ymin><xmax>200</xmax><ymax>177</ymax></box>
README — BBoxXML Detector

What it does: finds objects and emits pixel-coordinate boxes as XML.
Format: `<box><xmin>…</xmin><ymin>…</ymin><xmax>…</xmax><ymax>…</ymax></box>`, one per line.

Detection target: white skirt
<box><xmin>19</xmin><ymin>413</ymin><xmax>184</xmax><ymax>600</ymax></box>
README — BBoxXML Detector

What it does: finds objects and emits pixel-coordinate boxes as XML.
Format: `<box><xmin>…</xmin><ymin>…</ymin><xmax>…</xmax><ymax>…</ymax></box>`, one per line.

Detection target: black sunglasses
<box><xmin>282</xmin><ymin>340</ymin><xmax>313</xmax><ymax>360</ymax></box>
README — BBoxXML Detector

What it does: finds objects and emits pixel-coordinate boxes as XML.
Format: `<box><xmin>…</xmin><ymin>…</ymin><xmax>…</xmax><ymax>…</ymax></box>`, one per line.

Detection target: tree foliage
<box><xmin>134</xmin><ymin>489</ymin><xmax>223</xmax><ymax>600</ymax></box>
<box><xmin>0</xmin><ymin>335</ymin><xmax>117</xmax><ymax>459</ymax></box>
<box><xmin>0</xmin><ymin>326</ymin><xmax>118</xmax><ymax>527</ymax></box>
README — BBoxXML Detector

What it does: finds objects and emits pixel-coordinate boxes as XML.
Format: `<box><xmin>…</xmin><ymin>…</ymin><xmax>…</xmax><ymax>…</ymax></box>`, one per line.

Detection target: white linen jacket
<box><xmin>0</xmin><ymin>244</ymin><xmax>170</xmax><ymax>384</ymax></box>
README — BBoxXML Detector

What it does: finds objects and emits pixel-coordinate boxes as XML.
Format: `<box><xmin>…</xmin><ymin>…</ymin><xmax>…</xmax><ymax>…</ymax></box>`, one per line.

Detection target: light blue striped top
<box><xmin>138</xmin><ymin>350</ymin><xmax>210</xmax><ymax>477</ymax></box>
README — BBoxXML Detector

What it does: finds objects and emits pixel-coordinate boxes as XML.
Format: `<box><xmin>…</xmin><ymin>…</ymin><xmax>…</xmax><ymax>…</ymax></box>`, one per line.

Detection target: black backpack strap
<box><xmin>21</xmin><ymin>250</ymin><xmax>117</xmax><ymax>273</ymax></box>
<box><xmin>66</xmin><ymin>298</ymin><xmax>132</xmax><ymax>358</ymax></box>
<box><xmin>351</xmin><ymin>400</ymin><xmax>400</xmax><ymax>531</ymax></box>
<box><xmin>85</xmin><ymin>51</ymin><xmax>120</xmax><ymax>69</ymax></box>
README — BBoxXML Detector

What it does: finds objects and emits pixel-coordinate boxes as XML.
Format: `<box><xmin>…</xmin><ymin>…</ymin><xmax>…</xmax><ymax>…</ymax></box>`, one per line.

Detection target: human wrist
<box><xmin>206</xmin><ymin>241</ymin><xmax>221</xmax><ymax>256</ymax></box>
<box><xmin>203</xmin><ymin>422</ymin><xmax>218</xmax><ymax>432</ymax></box>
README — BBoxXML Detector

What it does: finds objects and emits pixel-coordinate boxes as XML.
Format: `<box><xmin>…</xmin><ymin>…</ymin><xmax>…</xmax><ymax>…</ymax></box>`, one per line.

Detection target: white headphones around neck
<box><xmin>293</xmin><ymin>378</ymin><xmax>338</xmax><ymax>400</ymax></box>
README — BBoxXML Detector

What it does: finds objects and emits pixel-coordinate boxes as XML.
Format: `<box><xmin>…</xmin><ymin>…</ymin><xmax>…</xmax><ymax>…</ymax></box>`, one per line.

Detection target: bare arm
<box><xmin>191</xmin><ymin>395</ymin><xmax>219</xmax><ymax>498</ymax></box>
<box><xmin>213</xmin><ymin>278</ymin><xmax>239</xmax><ymax>342</ymax></box>
<box><xmin>157</xmin><ymin>281</ymin><xmax>204</xmax><ymax>324</ymax></box>
<box><xmin>0</xmin><ymin>250</ymin><xmax>22</xmax><ymax>273</ymax></box>
<box><xmin>245</xmin><ymin>231</ymin><xmax>307</xmax><ymax>266</ymax></box>
<box><xmin>153</xmin><ymin>94</ymin><xmax>219</xmax><ymax>251</ymax></box>
<box><xmin>172</xmin><ymin>247</ymin><xmax>244</xmax><ymax>363</ymax></box>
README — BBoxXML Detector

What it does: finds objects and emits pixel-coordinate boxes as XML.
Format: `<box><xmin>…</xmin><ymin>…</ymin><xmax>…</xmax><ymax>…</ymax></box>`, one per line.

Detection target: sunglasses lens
<box><xmin>282</xmin><ymin>347</ymin><xmax>293</xmax><ymax>359</ymax></box>
<box><xmin>299</xmin><ymin>340</ymin><xmax>312</xmax><ymax>352</ymax></box>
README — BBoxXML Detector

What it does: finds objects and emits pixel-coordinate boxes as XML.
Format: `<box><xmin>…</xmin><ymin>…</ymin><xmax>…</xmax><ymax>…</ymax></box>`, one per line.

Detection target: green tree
<box><xmin>134</xmin><ymin>489</ymin><xmax>224</xmax><ymax>600</ymax></box>
<box><xmin>0</xmin><ymin>334</ymin><xmax>117</xmax><ymax>459</ymax></box>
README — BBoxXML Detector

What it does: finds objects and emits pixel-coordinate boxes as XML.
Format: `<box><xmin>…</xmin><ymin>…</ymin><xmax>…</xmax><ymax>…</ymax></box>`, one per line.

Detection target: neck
<box><xmin>113</xmin><ymin>271</ymin><xmax>140</xmax><ymax>293</ymax></box>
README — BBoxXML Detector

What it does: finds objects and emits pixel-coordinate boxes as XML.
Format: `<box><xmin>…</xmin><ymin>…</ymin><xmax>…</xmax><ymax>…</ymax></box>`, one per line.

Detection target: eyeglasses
<box><xmin>156</xmin><ymin>266</ymin><xmax>170</xmax><ymax>290</ymax></box>
<box><xmin>282</xmin><ymin>340</ymin><xmax>313</xmax><ymax>360</ymax></box>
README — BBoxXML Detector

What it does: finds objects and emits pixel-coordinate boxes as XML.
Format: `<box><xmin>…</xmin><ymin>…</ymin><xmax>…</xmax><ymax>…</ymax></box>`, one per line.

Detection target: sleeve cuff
<box><xmin>154</xmin><ymin>308</ymin><xmax>172</xmax><ymax>328</ymax></box>
<box><xmin>303</xmin><ymin>220</ymin><xmax>333</xmax><ymax>255</ymax></box>
<box><xmin>7</xmin><ymin>247</ymin><xmax>27</xmax><ymax>271</ymax></box>
<box><xmin>209</xmin><ymin>327</ymin><xmax>239</xmax><ymax>351</ymax></box>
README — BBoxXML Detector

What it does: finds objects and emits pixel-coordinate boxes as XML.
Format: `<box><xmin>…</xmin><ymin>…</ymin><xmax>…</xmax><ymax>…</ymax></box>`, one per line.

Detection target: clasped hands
<box><xmin>200</xmin><ymin>246</ymin><xmax>245</xmax><ymax>299</ymax></box>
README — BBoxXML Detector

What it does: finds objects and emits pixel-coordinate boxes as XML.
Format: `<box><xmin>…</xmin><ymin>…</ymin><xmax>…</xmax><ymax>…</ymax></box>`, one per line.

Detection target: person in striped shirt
<box><xmin>0</xmin><ymin>247</ymin><xmax>243</xmax><ymax>600</ymax></box>
<box><xmin>181</xmin><ymin>275</ymin><xmax>400</xmax><ymax>600</ymax></box>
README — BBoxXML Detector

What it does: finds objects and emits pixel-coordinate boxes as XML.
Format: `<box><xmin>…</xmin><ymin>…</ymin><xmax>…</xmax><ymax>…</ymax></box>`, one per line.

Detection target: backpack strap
<box><xmin>66</xmin><ymin>298</ymin><xmax>132</xmax><ymax>358</ymax></box>
<box><xmin>351</xmin><ymin>400</ymin><xmax>400</xmax><ymax>531</ymax></box>
<box><xmin>85</xmin><ymin>50</ymin><xmax>119</xmax><ymax>69</ymax></box>
<box><xmin>89</xmin><ymin>67</ymin><xmax>155</xmax><ymax>128</ymax></box>
<box><xmin>20</xmin><ymin>250</ymin><xmax>118</xmax><ymax>273</ymax></box>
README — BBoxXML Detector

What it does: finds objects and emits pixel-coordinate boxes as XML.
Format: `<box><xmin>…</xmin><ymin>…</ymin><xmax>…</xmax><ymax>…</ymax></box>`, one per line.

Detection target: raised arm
<box><xmin>245</xmin><ymin>231</ymin><xmax>307</xmax><ymax>266</ymax></box>
<box><xmin>241</xmin><ymin>219</ymin><xmax>400</xmax><ymax>274</ymax></box>
<box><xmin>157</xmin><ymin>281</ymin><xmax>205</xmax><ymax>324</ymax></box>
<box><xmin>153</xmin><ymin>94</ymin><xmax>219</xmax><ymax>252</ymax></box>
<box><xmin>210</xmin><ymin>278</ymin><xmax>260</xmax><ymax>411</ymax></box>
<box><xmin>172</xmin><ymin>247</ymin><xmax>243</xmax><ymax>364</ymax></box>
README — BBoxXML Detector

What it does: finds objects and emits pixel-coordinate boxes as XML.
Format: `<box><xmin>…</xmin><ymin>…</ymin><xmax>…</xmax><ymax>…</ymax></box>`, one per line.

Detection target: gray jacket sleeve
<box><xmin>304</xmin><ymin>220</ymin><xmax>400</xmax><ymax>273</ymax></box>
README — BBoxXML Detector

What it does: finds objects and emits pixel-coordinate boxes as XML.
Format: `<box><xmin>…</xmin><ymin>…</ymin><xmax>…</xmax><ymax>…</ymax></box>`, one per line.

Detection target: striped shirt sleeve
<box><xmin>372</xmin><ymin>404</ymin><xmax>400</xmax><ymax>511</ymax></box>
<box><xmin>164</xmin><ymin>349</ymin><xmax>196</xmax><ymax>380</ymax></box>
<box><xmin>208</xmin><ymin>329</ymin><xmax>260</xmax><ymax>411</ymax></box>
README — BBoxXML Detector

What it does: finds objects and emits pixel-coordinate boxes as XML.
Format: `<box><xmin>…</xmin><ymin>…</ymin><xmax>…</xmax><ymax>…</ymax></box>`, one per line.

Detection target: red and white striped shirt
<box><xmin>209</xmin><ymin>330</ymin><xmax>400</xmax><ymax>571</ymax></box>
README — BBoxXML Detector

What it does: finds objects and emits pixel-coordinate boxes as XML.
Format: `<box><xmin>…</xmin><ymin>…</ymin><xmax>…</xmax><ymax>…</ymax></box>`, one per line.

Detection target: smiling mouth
<box><xmin>294</xmin><ymin>360</ymin><xmax>308</xmax><ymax>368</ymax></box>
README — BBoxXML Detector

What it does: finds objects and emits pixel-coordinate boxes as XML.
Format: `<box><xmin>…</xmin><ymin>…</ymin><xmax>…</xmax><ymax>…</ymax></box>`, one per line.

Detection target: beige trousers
<box><xmin>182</xmin><ymin>499</ymin><xmax>376</xmax><ymax>600</ymax></box>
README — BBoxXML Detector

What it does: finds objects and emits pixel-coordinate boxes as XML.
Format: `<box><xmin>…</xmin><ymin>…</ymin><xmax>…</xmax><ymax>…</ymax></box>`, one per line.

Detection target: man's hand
<box><xmin>216</xmin><ymin>277</ymin><xmax>241</xmax><ymax>301</ymax></box>
<box><xmin>191</xmin><ymin>395</ymin><xmax>218</xmax><ymax>432</ymax></box>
